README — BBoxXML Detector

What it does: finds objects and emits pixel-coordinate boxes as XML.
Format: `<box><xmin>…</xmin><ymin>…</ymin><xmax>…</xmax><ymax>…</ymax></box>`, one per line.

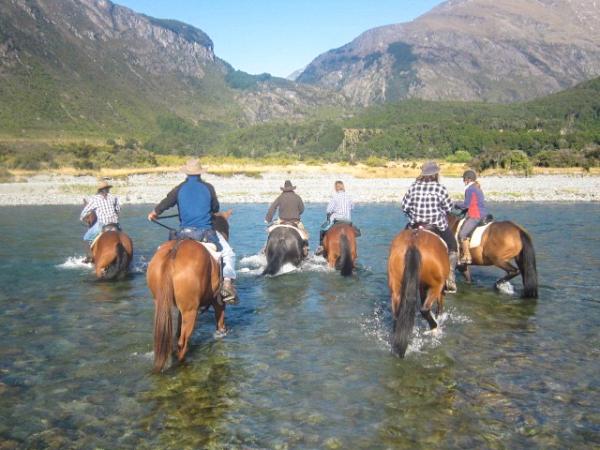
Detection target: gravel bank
<box><xmin>0</xmin><ymin>173</ymin><xmax>598</xmax><ymax>205</ymax></box>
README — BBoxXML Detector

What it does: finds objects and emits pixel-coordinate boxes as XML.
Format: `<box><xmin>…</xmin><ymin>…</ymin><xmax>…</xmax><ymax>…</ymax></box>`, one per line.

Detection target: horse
<box><xmin>91</xmin><ymin>226</ymin><xmax>133</xmax><ymax>280</ymax></box>
<box><xmin>322</xmin><ymin>223</ymin><xmax>358</xmax><ymax>276</ymax></box>
<box><xmin>146</xmin><ymin>210</ymin><xmax>232</xmax><ymax>372</ymax></box>
<box><xmin>447</xmin><ymin>214</ymin><xmax>538</xmax><ymax>298</ymax></box>
<box><xmin>263</xmin><ymin>225</ymin><xmax>305</xmax><ymax>275</ymax></box>
<box><xmin>81</xmin><ymin>207</ymin><xmax>133</xmax><ymax>280</ymax></box>
<box><xmin>388</xmin><ymin>228</ymin><xmax>449</xmax><ymax>357</ymax></box>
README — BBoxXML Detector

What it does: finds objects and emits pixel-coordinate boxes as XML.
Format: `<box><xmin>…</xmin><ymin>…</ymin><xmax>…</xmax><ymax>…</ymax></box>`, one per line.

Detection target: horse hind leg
<box><xmin>420</xmin><ymin>288</ymin><xmax>443</xmax><ymax>330</ymax></box>
<box><xmin>494</xmin><ymin>260</ymin><xmax>520</xmax><ymax>288</ymax></box>
<box><xmin>177</xmin><ymin>309</ymin><xmax>198</xmax><ymax>362</ymax></box>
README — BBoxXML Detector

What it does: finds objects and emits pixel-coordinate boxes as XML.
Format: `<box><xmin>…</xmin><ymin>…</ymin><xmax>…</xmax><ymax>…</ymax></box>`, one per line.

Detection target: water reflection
<box><xmin>0</xmin><ymin>203</ymin><xmax>598</xmax><ymax>448</ymax></box>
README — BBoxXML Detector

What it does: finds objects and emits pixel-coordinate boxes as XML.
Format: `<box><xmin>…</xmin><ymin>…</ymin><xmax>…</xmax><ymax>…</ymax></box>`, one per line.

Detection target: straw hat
<box><xmin>97</xmin><ymin>180</ymin><xmax>112</xmax><ymax>191</ymax></box>
<box><xmin>280</xmin><ymin>180</ymin><xmax>296</xmax><ymax>191</ymax></box>
<box><xmin>180</xmin><ymin>158</ymin><xmax>206</xmax><ymax>175</ymax></box>
<box><xmin>420</xmin><ymin>161</ymin><xmax>440</xmax><ymax>176</ymax></box>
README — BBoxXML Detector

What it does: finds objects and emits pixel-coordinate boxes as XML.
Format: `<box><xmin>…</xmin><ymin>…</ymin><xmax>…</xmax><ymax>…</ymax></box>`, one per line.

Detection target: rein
<box><xmin>151</xmin><ymin>218</ymin><xmax>176</xmax><ymax>232</ymax></box>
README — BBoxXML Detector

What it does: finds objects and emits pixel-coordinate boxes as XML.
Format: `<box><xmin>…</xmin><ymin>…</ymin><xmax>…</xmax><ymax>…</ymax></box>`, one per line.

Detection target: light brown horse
<box><xmin>322</xmin><ymin>223</ymin><xmax>358</xmax><ymax>276</ymax></box>
<box><xmin>91</xmin><ymin>228</ymin><xmax>133</xmax><ymax>280</ymax></box>
<box><xmin>82</xmin><ymin>207</ymin><xmax>133</xmax><ymax>280</ymax></box>
<box><xmin>146</xmin><ymin>210</ymin><xmax>232</xmax><ymax>372</ymax></box>
<box><xmin>447</xmin><ymin>215</ymin><xmax>538</xmax><ymax>298</ymax></box>
<box><xmin>388</xmin><ymin>229</ymin><xmax>449</xmax><ymax>357</ymax></box>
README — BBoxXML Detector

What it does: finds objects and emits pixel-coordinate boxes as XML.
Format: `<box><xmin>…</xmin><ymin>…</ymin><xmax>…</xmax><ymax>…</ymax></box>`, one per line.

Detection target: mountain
<box><xmin>297</xmin><ymin>0</ymin><xmax>600</xmax><ymax>105</ymax></box>
<box><xmin>0</xmin><ymin>0</ymin><xmax>345</xmax><ymax>140</ymax></box>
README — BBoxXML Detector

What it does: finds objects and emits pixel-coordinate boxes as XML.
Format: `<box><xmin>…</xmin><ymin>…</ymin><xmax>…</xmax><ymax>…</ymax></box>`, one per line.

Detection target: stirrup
<box><xmin>220</xmin><ymin>283</ymin><xmax>238</xmax><ymax>305</ymax></box>
<box><xmin>444</xmin><ymin>281</ymin><xmax>457</xmax><ymax>294</ymax></box>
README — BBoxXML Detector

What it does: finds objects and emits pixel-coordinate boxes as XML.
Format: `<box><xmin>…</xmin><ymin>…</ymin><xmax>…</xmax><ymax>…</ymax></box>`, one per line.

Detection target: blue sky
<box><xmin>115</xmin><ymin>0</ymin><xmax>445</xmax><ymax>78</ymax></box>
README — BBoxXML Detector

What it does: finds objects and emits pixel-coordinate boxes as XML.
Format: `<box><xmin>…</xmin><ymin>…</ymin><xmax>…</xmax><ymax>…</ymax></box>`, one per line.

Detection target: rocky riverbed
<box><xmin>0</xmin><ymin>172</ymin><xmax>598</xmax><ymax>205</ymax></box>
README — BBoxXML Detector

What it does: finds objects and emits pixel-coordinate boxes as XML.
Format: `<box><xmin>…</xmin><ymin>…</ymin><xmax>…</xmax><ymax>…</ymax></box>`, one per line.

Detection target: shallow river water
<box><xmin>0</xmin><ymin>203</ymin><xmax>598</xmax><ymax>449</ymax></box>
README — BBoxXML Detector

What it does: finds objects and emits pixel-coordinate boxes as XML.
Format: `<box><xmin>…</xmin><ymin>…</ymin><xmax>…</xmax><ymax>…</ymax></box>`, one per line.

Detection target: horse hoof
<box><xmin>214</xmin><ymin>329</ymin><xmax>228</xmax><ymax>339</ymax></box>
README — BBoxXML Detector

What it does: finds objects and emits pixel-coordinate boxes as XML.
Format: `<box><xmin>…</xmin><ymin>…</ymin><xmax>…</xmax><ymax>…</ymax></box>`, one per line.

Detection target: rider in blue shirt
<box><xmin>147</xmin><ymin>159</ymin><xmax>237</xmax><ymax>304</ymax></box>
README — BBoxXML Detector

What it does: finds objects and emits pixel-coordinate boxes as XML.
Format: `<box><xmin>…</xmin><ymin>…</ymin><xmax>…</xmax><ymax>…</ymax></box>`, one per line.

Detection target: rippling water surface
<box><xmin>0</xmin><ymin>203</ymin><xmax>598</xmax><ymax>448</ymax></box>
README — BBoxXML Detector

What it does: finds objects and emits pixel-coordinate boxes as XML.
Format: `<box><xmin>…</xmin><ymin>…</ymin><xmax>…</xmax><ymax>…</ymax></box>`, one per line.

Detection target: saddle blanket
<box><xmin>456</xmin><ymin>219</ymin><xmax>493</xmax><ymax>248</ymax></box>
<box><xmin>267</xmin><ymin>223</ymin><xmax>309</xmax><ymax>241</ymax></box>
<box><xmin>197</xmin><ymin>241</ymin><xmax>222</xmax><ymax>262</ymax></box>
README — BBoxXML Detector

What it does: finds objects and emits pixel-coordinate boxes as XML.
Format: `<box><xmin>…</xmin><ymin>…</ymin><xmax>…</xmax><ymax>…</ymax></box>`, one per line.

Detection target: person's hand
<box><xmin>148</xmin><ymin>211</ymin><xmax>158</xmax><ymax>222</ymax></box>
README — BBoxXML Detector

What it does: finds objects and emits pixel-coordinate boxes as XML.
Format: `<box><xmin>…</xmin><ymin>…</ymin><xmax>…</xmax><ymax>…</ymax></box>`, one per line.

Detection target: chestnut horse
<box><xmin>146</xmin><ymin>210</ymin><xmax>232</xmax><ymax>372</ymax></box>
<box><xmin>82</xmin><ymin>208</ymin><xmax>133</xmax><ymax>280</ymax></box>
<box><xmin>388</xmin><ymin>229</ymin><xmax>449</xmax><ymax>357</ymax></box>
<box><xmin>447</xmin><ymin>215</ymin><xmax>538</xmax><ymax>298</ymax></box>
<box><xmin>91</xmin><ymin>227</ymin><xmax>133</xmax><ymax>280</ymax></box>
<box><xmin>322</xmin><ymin>223</ymin><xmax>357</xmax><ymax>276</ymax></box>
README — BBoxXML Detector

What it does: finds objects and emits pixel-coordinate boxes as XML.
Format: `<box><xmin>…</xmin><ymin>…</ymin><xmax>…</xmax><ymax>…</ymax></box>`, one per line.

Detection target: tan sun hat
<box><xmin>97</xmin><ymin>180</ymin><xmax>112</xmax><ymax>191</ymax></box>
<box><xmin>280</xmin><ymin>180</ymin><xmax>296</xmax><ymax>191</ymax></box>
<box><xmin>180</xmin><ymin>158</ymin><xmax>206</xmax><ymax>175</ymax></box>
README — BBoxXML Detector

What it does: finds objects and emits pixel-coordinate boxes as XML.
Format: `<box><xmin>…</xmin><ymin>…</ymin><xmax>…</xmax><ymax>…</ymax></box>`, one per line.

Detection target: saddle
<box><xmin>268</xmin><ymin>221</ymin><xmax>309</xmax><ymax>241</ymax></box>
<box><xmin>170</xmin><ymin>227</ymin><xmax>223</xmax><ymax>252</ymax></box>
<box><xmin>406</xmin><ymin>223</ymin><xmax>448</xmax><ymax>249</ymax></box>
<box><xmin>102</xmin><ymin>223</ymin><xmax>121</xmax><ymax>232</ymax></box>
<box><xmin>456</xmin><ymin>217</ymin><xmax>494</xmax><ymax>248</ymax></box>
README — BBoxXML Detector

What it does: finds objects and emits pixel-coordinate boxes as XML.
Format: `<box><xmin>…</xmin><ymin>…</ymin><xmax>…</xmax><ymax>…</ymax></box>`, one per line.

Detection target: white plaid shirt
<box><xmin>327</xmin><ymin>191</ymin><xmax>353</xmax><ymax>221</ymax></box>
<box><xmin>401</xmin><ymin>180</ymin><xmax>453</xmax><ymax>230</ymax></box>
<box><xmin>80</xmin><ymin>193</ymin><xmax>120</xmax><ymax>224</ymax></box>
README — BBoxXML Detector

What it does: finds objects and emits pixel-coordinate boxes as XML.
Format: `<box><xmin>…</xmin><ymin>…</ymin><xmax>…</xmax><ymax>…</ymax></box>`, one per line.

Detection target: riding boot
<box><xmin>445</xmin><ymin>251</ymin><xmax>458</xmax><ymax>294</ymax></box>
<box><xmin>460</xmin><ymin>239</ymin><xmax>472</xmax><ymax>265</ymax></box>
<box><xmin>221</xmin><ymin>278</ymin><xmax>239</xmax><ymax>305</ymax></box>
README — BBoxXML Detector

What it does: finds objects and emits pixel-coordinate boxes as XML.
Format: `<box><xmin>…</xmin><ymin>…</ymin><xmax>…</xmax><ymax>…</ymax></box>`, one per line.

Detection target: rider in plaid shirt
<box><xmin>401</xmin><ymin>161</ymin><xmax>458</xmax><ymax>293</ymax></box>
<box><xmin>80</xmin><ymin>180</ymin><xmax>120</xmax><ymax>244</ymax></box>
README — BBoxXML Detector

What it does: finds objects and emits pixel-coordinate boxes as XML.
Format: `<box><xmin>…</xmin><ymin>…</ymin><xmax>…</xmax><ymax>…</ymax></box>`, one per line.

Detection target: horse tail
<box><xmin>102</xmin><ymin>242</ymin><xmax>127</xmax><ymax>280</ymax></box>
<box><xmin>153</xmin><ymin>257</ymin><xmax>174</xmax><ymax>372</ymax></box>
<box><xmin>263</xmin><ymin>237</ymin><xmax>287</xmax><ymax>276</ymax></box>
<box><xmin>516</xmin><ymin>228</ymin><xmax>538</xmax><ymax>298</ymax></box>
<box><xmin>339</xmin><ymin>234</ymin><xmax>353</xmax><ymax>277</ymax></box>
<box><xmin>392</xmin><ymin>245</ymin><xmax>421</xmax><ymax>357</ymax></box>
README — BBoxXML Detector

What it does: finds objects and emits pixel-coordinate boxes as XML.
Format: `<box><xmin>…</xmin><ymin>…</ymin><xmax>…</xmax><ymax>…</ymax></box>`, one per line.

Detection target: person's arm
<box><xmin>205</xmin><ymin>182</ymin><xmax>220</xmax><ymax>213</ymax></box>
<box><xmin>114</xmin><ymin>196</ymin><xmax>121</xmax><ymax>216</ymax></box>
<box><xmin>298</xmin><ymin>196</ymin><xmax>305</xmax><ymax>215</ymax></box>
<box><xmin>400</xmin><ymin>189</ymin><xmax>411</xmax><ymax>214</ymax></box>
<box><xmin>265</xmin><ymin>196</ymin><xmax>280</xmax><ymax>222</ymax></box>
<box><xmin>326</xmin><ymin>196</ymin><xmax>335</xmax><ymax>214</ymax></box>
<box><xmin>80</xmin><ymin>197</ymin><xmax>96</xmax><ymax>220</ymax></box>
<box><xmin>148</xmin><ymin>183</ymin><xmax>182</xmax><ymax>221</ymax></box>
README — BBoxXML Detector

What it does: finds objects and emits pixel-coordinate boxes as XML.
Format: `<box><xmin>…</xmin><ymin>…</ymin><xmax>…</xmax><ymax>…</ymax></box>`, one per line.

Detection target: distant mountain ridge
<box><xmin>0</xmin><ymin>0</ymin><xmax>344</xmax><ymax>138</ymax></box>
<box><xmin>298</xmin><ymin>0</ymin><xmax>600</xmax><ymax>105</ymax></box>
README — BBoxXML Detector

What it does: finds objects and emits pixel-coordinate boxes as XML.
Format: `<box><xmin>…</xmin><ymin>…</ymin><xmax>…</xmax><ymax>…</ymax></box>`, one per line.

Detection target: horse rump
<box><xmin>101</xmin><ymin>241</ymin><xmax>128</xmax><ymax>280</ymax></box>
<box><xmin>263</xmin><ymin>227</ymin><xmax>302</xmax><ymax>276</ymax></box>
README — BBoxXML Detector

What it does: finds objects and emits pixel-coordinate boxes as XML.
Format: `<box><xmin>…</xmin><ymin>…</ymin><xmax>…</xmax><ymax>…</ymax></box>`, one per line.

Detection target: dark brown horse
<box><xmin>146</xmin><ymin>210</ymin><xmax>232</xmax><ymax>372</ymax></box>
<box><xmin>447</xmin><ymin>215</ymin><xmax>538</xmax><ymax>298</ymax></box>
<box><xmin>91</xmin><ymin>227</ymin><xmax>133</xmax><ymax>280</ymax></box>
<box><xmin>388</xmin><ymin>229</ymin><xmax>449</xmax><ymax>357</ymax></box>
<box><xmin>322</xmin><ymin>223</ymin><xmax>358</xmax><ymax>276</ymax></box>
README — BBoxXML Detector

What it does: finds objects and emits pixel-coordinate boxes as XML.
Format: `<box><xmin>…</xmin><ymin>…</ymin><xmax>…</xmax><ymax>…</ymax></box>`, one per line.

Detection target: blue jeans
<box><xmin>83</xmin><ymin>222</ymin><xmax>102</xmax><ymax>243</ymax></box>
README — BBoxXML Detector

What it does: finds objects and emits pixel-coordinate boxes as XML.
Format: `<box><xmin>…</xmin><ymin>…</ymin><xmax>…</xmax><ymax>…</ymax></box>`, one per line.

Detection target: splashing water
<box><xmin>57</xmin><ymin>256</ymin><xmax>93</xmax><ymax>269</ymax></box>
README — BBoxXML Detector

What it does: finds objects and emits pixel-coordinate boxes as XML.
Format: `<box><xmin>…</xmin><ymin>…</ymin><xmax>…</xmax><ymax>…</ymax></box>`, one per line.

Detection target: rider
<box><xmin>315</xmin><ymin>180</ymin><xmax>354</xmax><ymax>256</ymax></box>
<box><xmin>265</xmin><ymin>180</ymin><xmax>309</xmax><ymax>256</ymax></box>
<box><xmin>454</xmin><ymin>169</ymin><xmax>488</xmax><ymax>265</ymax></box>
<box><xmin>80</xmin><ymin>179</ymin><xmax>120</xmax><ymax>262</ymax></box>
<box><xmin>400</xmin><ymin>161</ymin><xmax>458</xmax><ymax>293</ymax></box>
<box><xmin>147</xmin><ymin>159</ymin><xmax>238</xmax><ymax>304</ymax></box>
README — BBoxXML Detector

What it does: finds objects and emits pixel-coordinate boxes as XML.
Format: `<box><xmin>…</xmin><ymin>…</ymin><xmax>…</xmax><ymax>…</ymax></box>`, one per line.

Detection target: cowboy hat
<box><xmin>180</xmin><ymin>158</ymin><xmax>206</xmax><ymax>175</ymax></box>
<box><xmin>280</xmin><ymin>180</ymin><xmax>296</xmax><ymax>191</ymax></box>
<box><xmin>97</xmin><ymin>180</ymin><xmax>112</xmax><ymax>191</ymax></box>
<box><xmin>420</xmin><ymin>161</ymin><xmax>440</xmax><ymax>176</ymax></box>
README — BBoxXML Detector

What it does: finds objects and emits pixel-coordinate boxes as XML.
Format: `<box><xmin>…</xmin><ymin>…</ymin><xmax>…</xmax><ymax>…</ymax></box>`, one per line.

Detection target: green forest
<box><xmin>1</xmin><ymin>77</ymin><xmax>599</xmax><ymax>172</ymax></box>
